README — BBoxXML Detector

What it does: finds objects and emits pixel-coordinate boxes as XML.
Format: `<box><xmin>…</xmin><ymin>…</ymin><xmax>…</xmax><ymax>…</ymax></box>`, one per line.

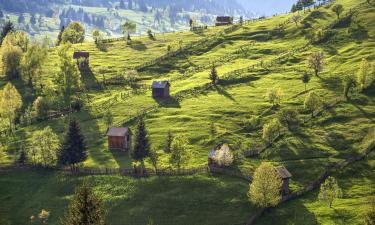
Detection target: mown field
<box><xmin>0</xmin><ymin>0</ymin><xmax>374</xmax><ymax>224</ymax></box>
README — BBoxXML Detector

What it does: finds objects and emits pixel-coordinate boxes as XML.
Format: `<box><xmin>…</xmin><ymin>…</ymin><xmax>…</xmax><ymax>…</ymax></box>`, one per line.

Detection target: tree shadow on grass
<box><xmin>213</xmin><ymin>85</ymin><xmax>236</xmax><ymax>102</ymax></box>
<box><xmin>80</xmin><ymin>67</ymin><xmax>101</xmax><ymax>91</ymax></box>
<box><xmin>318</xmin><ymin>75</ymin><xmax>342</xmax><ymax>92</ymax></box>
<box><xmin>153</xmin><ymin>96</ymin><xmax>181</xmax><ymax>108</ymax></box>
<box><xmin>218</xmin><ymin>75</ymin><xmax>260</xmax><ymax>86</ymax></box>
<box><xmin>129</xmin><ymin>40</ymin><xmax>147</xmax><ymax>51</ymax></box>
<box><xmin>257</xmin><ymin>196</ymin><xmax>319</xmax><ymax>225</ymax></box>
<box><xmin>349</xmin><ymin>100</ymin><xmax>375</xmax><ymax>123</ymax></box>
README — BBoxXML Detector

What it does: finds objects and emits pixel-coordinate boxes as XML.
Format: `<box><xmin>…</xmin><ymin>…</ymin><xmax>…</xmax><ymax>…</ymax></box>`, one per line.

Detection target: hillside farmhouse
<box><xmin>106</xmin><ymin>127</ymin><xmax>132</xmax><ymax>151</ymax></box>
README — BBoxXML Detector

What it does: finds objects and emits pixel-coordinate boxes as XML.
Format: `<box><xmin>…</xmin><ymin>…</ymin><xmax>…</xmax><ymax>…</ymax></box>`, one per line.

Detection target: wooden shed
<box><xmin>106</xmin><ymin>127</ymin><xmax>132</xmax><ymax>151</ymax></box>
<box><xmin>275</xmin><ymin>166</ymin><xmax>292</xmax><ymax>195</ymax></box>
<box><xmin>152</xmin><ymin>81</ymin><xmax>170</xmax><ymax>98</ymax></box>
<box><xmin>73</xmin><ymin>51</ymin><xmax>89</xmax><ymax>69</ymax></box>
<box><xmin>215</xmin><ymin>16</ymin><xmax>233</xmax><ymax>26</ymax></box>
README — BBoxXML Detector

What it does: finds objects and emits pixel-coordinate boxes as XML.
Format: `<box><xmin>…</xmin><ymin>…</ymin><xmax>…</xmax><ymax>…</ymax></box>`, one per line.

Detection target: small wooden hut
<box><xmin>215</xmin><ymin>16</ymin><xmax>233</xmax><ymax>26</ymax></box>
<box><xmin>152</xmin><ymin>81</ymin><xmax>170</xmax><ymax>98</ymax></box>
<box><xmin>106</xmin><ymin>127</ymin><xmax>132</xmax><ymax>151</ymax></box>
<box><xmin>73</xmin><ymin>51</ymin><xmax>89</xmax><ymax>69</ymax></box>
<box><xmin>275</xmin><ymin>166</ymin><xmax>292</xmax><ymax>195</ymax></box>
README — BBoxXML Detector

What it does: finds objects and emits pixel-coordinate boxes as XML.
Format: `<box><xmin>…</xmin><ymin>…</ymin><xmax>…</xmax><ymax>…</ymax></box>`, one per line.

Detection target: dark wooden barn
<box><xmin>73</xmin><ymin>51</ymin><xmax>90</xmax><ymax>69</ymax></box>
<box><xmin>152</xmin><ymin>81</ymin><xmax>170</xmax><ymax>98</ymax></box>
<box><xmin>106</xmin><ymin>127</ymin><xmax>132</xmax><ymax>151</ymax></box>
<box><xmin>215</xmin><ymin>16</ymin><xmax>233</xmax><ymax>26</ymax></box>
<box><xmin>275</xmin><ymin>166</ymin><xmax>292</xmax><ymax>195</ymax></box>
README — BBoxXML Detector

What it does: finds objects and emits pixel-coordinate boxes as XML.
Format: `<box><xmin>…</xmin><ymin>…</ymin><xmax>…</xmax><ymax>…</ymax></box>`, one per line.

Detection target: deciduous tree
<box><xmin>318</xmin><ymin>176</ymin><xmax>342</xmax><ymax>208</ymax></box>
<box><xmin>169</xmin><ymin>135</ymin><xmax>190</xmax><ymax>170</ymax></box>
<box><xmin>304</xmin><ymin>91</ymin><xmax>322</xmax><ymax>117</ymax></box>
<box><xmin>20</xmin><ymin>42</ymin><xmax>47</xmax><ymax>87</ymax></box>
<box><xmin>121</xmin><ymin>21</ymin><xmax>136</xmax><ymax>44</ymax></box>
<box><xmin>267</xmin><ymin>87</ymin><xmax>283</xmax><ymax>107</ymax></box>
<box><xmin>365</xmin><ymin>197</ymin><xmax>375</xmax><ymax>225</ymax></box>
<box><xmin>62</xmin><ymin>22</ymin><xmax>85</xmax><ymax>44</ymax></box>
<box><xmin>164</xmin><ymin>130</ymin><xmax>173</xmax><ymax>153</ymax></box>
<box><xmin>357</xmin><ymin>58</ymin><xmax>374</xmax><ymax>92</ymax></box>
<box><xmin>0</xmin><ymin>83</ymin><xmax>22</xmax><ymax>131</ymax></box>
<box><xmin>302</xmin><ymin>73</ymin><xmax>311</xmax><ymax>91</ymax></box>
<box><xmin>262</xmin><ymin>119</ymin><xmax>283</xmax><ymax>144</ymax></box>
<box><xmin>55</xmin><ymin>44</ymin><xmax>81</xmax><ymax>108</ymax></box>
<box><xmin>248</xmin><ymin>162</ymin><xmax>282</xmax><ymax>207</ymax></box>
<box><xmin>332</xmin><ymin>4</ymin><xmax>344</xmax><ymax>19</ymax></box>
<box><xmin>308</xmin><ymin>52</ymin><xmax>325</xmax><ymax>77</ymax></box>
<box><xmin>30</xmin><ymin>126</ymin><xmax>60</xmax><ymax>167</ymax></box>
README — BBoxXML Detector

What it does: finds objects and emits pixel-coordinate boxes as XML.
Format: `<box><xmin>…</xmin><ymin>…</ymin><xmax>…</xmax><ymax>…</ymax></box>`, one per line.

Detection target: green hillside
<box><xmin>0</xmin><ymin>0</ymin><xmax>374</xmax><ymax>224</ymax></box>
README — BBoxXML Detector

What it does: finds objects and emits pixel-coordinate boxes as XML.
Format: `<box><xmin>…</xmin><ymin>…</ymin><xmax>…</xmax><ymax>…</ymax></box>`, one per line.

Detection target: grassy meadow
<box><xmin>0</xmin><ymin>0</ymin><xmax>375</xmax><ymax>224</ymax></box>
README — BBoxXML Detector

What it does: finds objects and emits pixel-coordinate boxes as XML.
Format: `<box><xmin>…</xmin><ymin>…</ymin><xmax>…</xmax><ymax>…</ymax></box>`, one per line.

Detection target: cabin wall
<box><xmin>108</xmin><ymin>135</ymin><xmax>131</xmax><ymax>150</ymax></box>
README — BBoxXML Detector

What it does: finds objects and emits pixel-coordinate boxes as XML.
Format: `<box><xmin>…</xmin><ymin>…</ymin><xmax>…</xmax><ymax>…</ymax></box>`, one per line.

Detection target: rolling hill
<box><xmin>0</xmin><ymin>0</ymin><xmax>374</xmax><ymax>224</ymax></box>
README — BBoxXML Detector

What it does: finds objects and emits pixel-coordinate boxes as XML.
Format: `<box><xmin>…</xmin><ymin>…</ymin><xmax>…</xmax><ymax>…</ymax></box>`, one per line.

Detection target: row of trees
<box><xmin>19</xmin><ymin>118</ymin><xmax>87</xmax><ymax>169</ymax></box>
<box><xmin>131</xmin><ymin>117</ymin><xmax>191</xmax><ymax>172</ymax></box>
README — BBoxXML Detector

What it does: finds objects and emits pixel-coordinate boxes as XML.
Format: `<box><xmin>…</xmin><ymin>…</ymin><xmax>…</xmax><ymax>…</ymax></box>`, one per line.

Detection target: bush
<box><xmin>262</xmin><ymin>119</ymin><xmax>283</xmax><ymax>144</ymax></box>
<box><xmin>242</xmin><ymin>116</ymin><xmax>260</xmax><ymax>132</ymax></box>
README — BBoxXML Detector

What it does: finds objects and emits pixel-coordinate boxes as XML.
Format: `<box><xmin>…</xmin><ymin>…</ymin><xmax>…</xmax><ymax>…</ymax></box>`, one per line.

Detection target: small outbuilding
<box><xmin>106</xmin><ymin>127</ymin><xmax>132</xmax><ymax>151</ymax></box>
<box><xmin>152</xmin><ymin>81</ymin><xmax>170</xmax><ymax>98</ymax></box>
<box><xmin>275</xmin><ymin>166</ymin><xmax>292</xmax><ymax>195</ymax></box>
<box><xmin>215</xmin><ymin>16</ymin><xmax>233</xmax><ymax>26</ymax></box>
<box><xmin>73</xmin><ymin>51</ymin><xmax>90</xmax><ymax>69</ymax></box>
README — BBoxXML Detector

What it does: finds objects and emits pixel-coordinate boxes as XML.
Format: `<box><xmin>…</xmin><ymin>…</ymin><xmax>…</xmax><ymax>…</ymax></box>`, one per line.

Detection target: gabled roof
<box><xmin>106</xmin><ymin>127</ymin><xmax>130</xmax><ymax>137</ymax></box>
<box><xmin>73</xmin><ymin>51</ymin><xmax>89</xmax><ymax>59</ymax></box>
<box><xmin>152</xmin><ymin>81</ymin><xmax>170</xmax><ymax>89</ymax></box>
<box><xmin>275</xmin><ymin>166</ymin><xmax>292</xmax><ymax>179</ymax></box>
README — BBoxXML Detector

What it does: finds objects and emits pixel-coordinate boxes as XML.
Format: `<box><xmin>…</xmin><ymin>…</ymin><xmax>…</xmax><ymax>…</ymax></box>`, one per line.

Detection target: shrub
<box><xmin>262</xmin><ymin>119</ymin><xmax>283</xmax><ymax>144</ymax></box>
<box><xmin>242</xmin><ymin>116</ymin><xmax>260</xmax><ymax>132</ymax></box>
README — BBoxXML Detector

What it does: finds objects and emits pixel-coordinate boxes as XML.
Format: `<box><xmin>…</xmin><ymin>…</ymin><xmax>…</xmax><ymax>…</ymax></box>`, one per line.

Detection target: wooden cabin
<box><xmin>73</xmin><ymin>51</ymin><xmax>89</xmax><ymax>69</ymax></box>
<box><xmin>106</xmin><ymin>127</ymin><xmax>131</xmax><ymax>151</ymax></box>
<box><xmin>152</xmin><ymin>81</ymin><xmax>170</xmax><ymax>98</ymax></box>
<box><xmin>215</xmin><ymin>16</ymin><xmax>233</xmax><ymax>26</ymax></box>
<box><xmin>275</xmin><ymin>166</ymin><xmax>292</xmax><ymax>195</ymax></box>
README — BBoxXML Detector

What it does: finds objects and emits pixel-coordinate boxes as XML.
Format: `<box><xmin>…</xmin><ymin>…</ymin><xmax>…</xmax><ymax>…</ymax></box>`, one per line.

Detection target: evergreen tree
<box><xmin>18</xmin><ymin>149</ymin><xmax>27</xmax><ymax>165</ymax></box>
<box><xmin>60</xmin><ymin>180</ymin><xmax>105</xmax><ymax>225</ymax></box>
<box><xmin>0</xmin><ymin>21</ymin><xmax>15</xmax><ymax>46</ymax></box>
<box><xmin>0</xmin><ymin>10</ymin><xmax>4</xmax><ymax>18</ymax></box>
<box><xmin>58</xmin><ymin>118</ymin><xmax>87</xmax><ymax>169</ymax></box>
<box><xmin>132</xmin><ymin>117</ymin><xmax>151</xmax><ymax>167</ymax></box>
<box><xmin>128</xmin><ymin>0</ymin><xmax>133</xmax><ymax>10</ymax></box>
<box><xmin>302</xmin><ymin>73</ymin><xmax>311</xmax><ymax>91</ymax></box>
<box><xmin>210</xmin><ymin>65</ymin><xmax>218</xmax><ymax>85</ymax></box>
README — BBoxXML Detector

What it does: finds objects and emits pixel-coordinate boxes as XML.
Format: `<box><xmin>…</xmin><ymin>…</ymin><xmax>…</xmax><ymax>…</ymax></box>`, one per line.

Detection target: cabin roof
<box><xmin>106</xmin><ymin>127</ymin><xmax>130</xmax><ymax>137</ymax></box>
<box><xmin>73</xmin><ymin>51</ymin><xmax>89</xmax><ymax>59</ymax></box>
<box><xmin>152</xmin><ymin>81</ymin><xmax>170</xmax><ymax>89</ymax></box>
<box><xmin>275</xmin><ymin>166</ymin><xmax>292</xmax><ymax>179</ymax></box>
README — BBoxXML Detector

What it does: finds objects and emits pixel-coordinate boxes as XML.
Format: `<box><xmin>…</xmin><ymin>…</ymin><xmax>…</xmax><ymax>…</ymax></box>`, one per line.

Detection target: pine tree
<box><xmin>132</xmin><ymin>117</ymin><xmax>151</xmax><ymax>167</ymax></box>
<box><xmin>302</xmin><ymin>73</ymin><xmax>311</xmax><ymax>91</ymax></box>
<box><xmin>0</xmin><ymin>21</ymin><xmax>15</xmax><ymax>46</ymax></box>
<box><xmin>60</xmin><ymin>180</ymin><xmax>105</xmax><ymax>225</ymax></box>
<box><xmin>164</xmin><ymin>130</ymin><xmax>173</xmax><ymax>153</ymax></box>
<box><xmin>210</xmin><ymin>66</ymin><xmax>218</xmax><ymax>85</ymax></box>
<box><xmin>58</xmin><ymin>118</ymin><xmax>87</xmax><ymax>169</ymax></box>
